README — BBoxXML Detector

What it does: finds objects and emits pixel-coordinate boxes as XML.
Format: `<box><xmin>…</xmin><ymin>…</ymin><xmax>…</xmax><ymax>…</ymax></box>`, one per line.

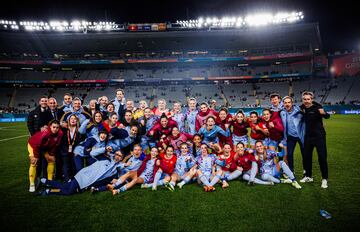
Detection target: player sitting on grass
<box><xmin>151</xmin><ymin>145</ymin><xmax>177</xmax><ymax>191</ymax></box>
<box><xmin>107</xmin><ymin>144</ymin><xmax>146</xmax><ymax>195</ymax></box>
<box><xmin>254</xmin><ymin>141</ymin><xmax>302</xmax><ymax>189</ymax></box>
<box><xmin>196</xmin><ymin>144</ymin><xmax>223</xmax><ymax>192</ymax></box>
<box><xmin>232</xmin><ymin>142</ymin><xmax>273</xmax><ymax>186</ymax></box>
<box><xmin>171</xmin><ymin>143</ymin><xmax>197</xmax><ymax>189</ymax></box>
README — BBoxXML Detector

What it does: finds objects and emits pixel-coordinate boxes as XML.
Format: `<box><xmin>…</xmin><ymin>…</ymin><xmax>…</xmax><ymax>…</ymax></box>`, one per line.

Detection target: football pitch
<box><xmin>0</xmin><ymin>115</ymin><xmax>359</xmax><ymax>231</ymax></box>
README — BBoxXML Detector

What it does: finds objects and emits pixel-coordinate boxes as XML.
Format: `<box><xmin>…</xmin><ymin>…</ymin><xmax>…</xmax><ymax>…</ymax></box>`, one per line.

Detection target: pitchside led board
<box><xmin>331</xmin><ymin>52</ymin><xmax>360</xmax><ymax>77</ymax></box>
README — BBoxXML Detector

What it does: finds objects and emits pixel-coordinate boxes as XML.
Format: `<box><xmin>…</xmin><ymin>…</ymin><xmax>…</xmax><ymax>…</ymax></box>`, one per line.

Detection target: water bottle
<box><xmin>320</xmin><ymin>209</ymin><xmax>331</xmax><ymax>219</ymax></box>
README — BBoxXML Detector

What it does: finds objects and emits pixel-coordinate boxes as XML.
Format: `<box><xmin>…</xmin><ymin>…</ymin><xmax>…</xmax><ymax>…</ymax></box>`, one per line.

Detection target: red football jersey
<box><xmin>219</xmin><ymin>151</ymin><xmax>236</xmax><ymax>172</ymax></box>
<box><xmin>159</xmin><ymin>152</ymin><xmax>177</xmax><ymax>174</ymax></box>
<box><xmin>234</xmin><ymin>152</ymin><xmax>258</xmax><ymax>172</ymax></box>
<box><xmin>249</xmin><ymin>121</ymin><xmax>268</xmax><ymax>140</ymax></box>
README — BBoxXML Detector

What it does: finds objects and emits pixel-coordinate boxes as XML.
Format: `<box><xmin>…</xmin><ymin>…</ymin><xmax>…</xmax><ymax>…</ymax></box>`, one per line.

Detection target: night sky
<box><xmin>0</xmin><ymin>0</ymin><xmax>358</xmax><ymax>53</ymax></box>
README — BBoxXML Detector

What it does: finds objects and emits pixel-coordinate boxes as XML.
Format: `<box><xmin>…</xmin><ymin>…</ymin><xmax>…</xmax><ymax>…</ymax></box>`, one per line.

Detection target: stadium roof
<box><xmin>0</xmin><ymin>22</ymin><xmax>321</xmax><ymax>57</ymax></box>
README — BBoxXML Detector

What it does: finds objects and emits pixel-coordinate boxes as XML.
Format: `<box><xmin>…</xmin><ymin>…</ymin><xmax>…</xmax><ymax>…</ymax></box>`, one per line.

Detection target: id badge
<box><xmin>68</xmin><ymin>145</ymin><xmax>73</xmax><ymax>153</ymax></box>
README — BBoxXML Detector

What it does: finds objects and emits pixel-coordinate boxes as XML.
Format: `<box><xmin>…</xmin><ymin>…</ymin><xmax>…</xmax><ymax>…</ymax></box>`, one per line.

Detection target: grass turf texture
<box><xmin>0</xmin><ymin>115</ymin><xmax>359</xmax><ymax>231</ymax></box>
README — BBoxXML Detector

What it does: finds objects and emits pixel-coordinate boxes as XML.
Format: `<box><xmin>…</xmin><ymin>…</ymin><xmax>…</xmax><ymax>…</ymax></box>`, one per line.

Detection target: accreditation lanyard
<box><xmin>67</xmin><ymin>128</ymin><xmax>77</xmax><ymax>153</ymax></box>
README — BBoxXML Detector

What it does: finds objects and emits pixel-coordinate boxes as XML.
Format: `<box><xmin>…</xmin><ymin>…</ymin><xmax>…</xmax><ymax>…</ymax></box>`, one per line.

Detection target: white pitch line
<box><xmin>0</xmin><ymin>134</ymin><xmax>29</xmax><ymax>142</ymax></box>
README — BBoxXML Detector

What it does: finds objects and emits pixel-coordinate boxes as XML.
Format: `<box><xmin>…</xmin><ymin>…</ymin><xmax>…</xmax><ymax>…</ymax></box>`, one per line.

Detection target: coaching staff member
<box><xmin>300</xmin><ymin>91</ymin><xmax>330</xmax><ymax>189</ymax></box>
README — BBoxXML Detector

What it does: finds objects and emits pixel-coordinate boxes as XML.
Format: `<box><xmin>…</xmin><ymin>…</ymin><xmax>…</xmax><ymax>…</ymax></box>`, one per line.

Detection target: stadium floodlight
<box><xmin>176</xmin><ymin>11</ymin><xmax>304</xmax><ymax>29</ymax></box>
<box><xmin>245</xmin><ymin>13</ymin><xmax>273</xmax><ymax>26</ymax></box>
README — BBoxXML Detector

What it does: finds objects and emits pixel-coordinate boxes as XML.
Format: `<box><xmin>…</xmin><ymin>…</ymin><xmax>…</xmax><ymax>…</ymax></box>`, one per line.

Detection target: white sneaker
<box><xmin>321</xmin><ymin>179</ymin><xmax>328</xmax><ymax>189</ymax></box>
<box><xmin>29</xmin><ymin>184</ymin><xmax>35</xmax><ymax>192</ymax></box>
<box><xmin>281</xmin><ymin>178</ymin><xmax>293</xmax><ymax>184</ymax></box>
<box><xmin>300</xmin><ymin>177</ymin><xmax>313</xmax><ymax>183</ymax></box>
<box><xmin>291</xmin><ymin>181</ymin><xmax>302</xmax><ymax>189</ymax></box>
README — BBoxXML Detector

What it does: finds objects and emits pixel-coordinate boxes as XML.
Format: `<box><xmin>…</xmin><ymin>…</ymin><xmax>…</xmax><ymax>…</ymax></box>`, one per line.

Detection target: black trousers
<box><xmin>304</xmin><ymin>136</ymin><xmax>328</xmax><ymax>179</ymax></box>
<box><xmin>286</xmin><ymin>135</ymin><xmax>305</xmax><ymax>173</ymax></box>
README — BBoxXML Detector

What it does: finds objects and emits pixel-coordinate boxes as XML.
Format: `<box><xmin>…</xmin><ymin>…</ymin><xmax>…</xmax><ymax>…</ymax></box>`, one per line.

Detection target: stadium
<box><xmin>0</xmin><ymin>1</ymin><xmax>359</xmax><ymax>231</ymax></box>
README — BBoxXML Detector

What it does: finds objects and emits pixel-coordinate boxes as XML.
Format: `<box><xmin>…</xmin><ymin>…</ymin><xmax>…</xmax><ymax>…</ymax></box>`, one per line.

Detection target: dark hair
<box><xmin>236</xmin><ymin>110</ymin><xmax>245</xmax><ymax>117</ymax></box>
<box><xmin>262</xmin><ymin>108</ymin><xmax>272</xmax><ymax>114</ymax></box>
<box><xmin>109</xmin><ymin>112</ymin><xmax>118</xmax><ymax>118</ymax></box>
<box><xmin>206</xmin><ymin>116</ymin><xmax>216</xmax><ymax>123</ymax></box>
<box><xmin>192</xmin><ymin>134</ymin><xmax>202</xmax><ymax>156</ymax></box>
<box><xmin>160</xmin><ymin>113</ymin><xmax>168</xmax><ymax>120</ymax></box>
<box><xmin>116</xmin><ymin>89</ymin><xmax>124</xmax><ymax>94</ymax></box>
<box><xmin>270</xmin><ymin>93</ymin><xmax>280</xmax><ymax>99</ymax></box>
<box><xmin>250</xmin><ymin>111</ymin><xmax>258</xmax><ymax>116</ymax></box>
<box><xmin>48</xmin><ymin>119</ymin><xmax>60</xmax><ymax>126</ymax></box>
<box><xmin>219</xmin><ymin>108</ymin><xmax>228</xmax><ymax>114</ymax></box>
<box><xmin>125</xmin><ymin>110</ymin><xmax>133</xmax><ymax>115</ymax></box>
<box><xmin>236</xmin><ymin>142</ymin><xmax>245</xmax><ymax>147</ymax></box>
<box><xmin>165</xmin><ymin>145</ymin><xmax>174</xmax><ymax>151</ymax></box>
<box><xmin>106</xmin><ymin>102</ymin><xmax>115</xmax><ymax>108</ymax></box>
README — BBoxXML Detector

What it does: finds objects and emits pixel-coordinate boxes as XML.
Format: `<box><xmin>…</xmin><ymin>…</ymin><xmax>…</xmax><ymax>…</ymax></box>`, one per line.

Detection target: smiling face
<box><xmin>255</xmin><ymin>141</ymin><xmax>265</xmax><ymax>154</ymax></box>
<box><xmin>144</xmin><ymin>108</ymin><xmax>152</xmax><ymax>119</ymax></box>
<box><xmin>200</xmin><ymin>144</ymin><xmax>209</xmax><ymax>156</ymax></box>
<box><xmin>64</xmin><ymin>95</ymin><xmax>72</xmax><ymax>105</ymax></box>
<box><xmin>188</xmin><ymin>99</ymin><xmax>197</xmax><ymax>110</ymax></box>
<box><xmin>236</xmin><ymin>112</ymin><xmax>244</xmax><ymax>123</ymax></box>
<box><xmin>200</xmin><ymin>104</ymin><xmax>208</xmax><ymax>113</ymax></box>
<box><xmin>72</xmin><ymin>100</ymin><xmax>81</xmax><ymax>112</ymax></box>
<box><xmin>50</xmin><ymin>123</ymin><xmax>60</xmax><ymax>134</ymax></box>
<box><xmin>160</xmin><ymin>117</ymin><xmax>168</xmax><ymax>128</ymax></box>
<box><xmin>206</xmin><ymin>117</ymin><xmax>215</xmax><ymax>128</ymax></box>
<box><xmin>48</xmin><ymin>98</ymin><xmax>57</xmax><ymax>111</ymax></box>
<box><xmin>171</xmin><ymin>127</ymin><xmax>180</xmax><ymax>137</ymax></box>
<box><xmin>180</xmin><ymin>144</ymin><xmax>189</xmax><ymax>155</ymax></box>
<box><xmin>107</xmin><ymin>104</ymin><xmax>114</xmax><ymax>113</ymax></box>
<box><xmin>39</xmin><ymin>97</ymin><xmax>48</xmax><ymax>108</ymax></box>
<box><xmin>114</xmin><ymin>150</ymin><xmax>123</xmax><ymax>163</ymax></box>
<box><xmin>173</xmin><ymin>102</ymin><xmax>181</xmax><ymax>113</ymax></box>
<box><xmin>110</xmin><ymin>114</ymin><xmax>118</xmax><ymax>125</ymax></box>
<box><xmin>166</xmin><ymin>146</ymin><xmax>174</xmax><ymax>157</ymax></box>
<box><xmin>89</xmin><ymin>100</ymin><xmax>97</xmax><ymax>110</ymax></box>
<box><xmin>130</xmin><ymin>126</ymin><xmax>138</xmax><ymax>136</ymax></box>
<box><xmin>94</xmin><ymin>112</ymin><xmax>103</xmax><ymax>123</ymax></box>
<box><xmin>116</xmin><ymin>90</ymin><xmax>124</xmax><ymax>101</ymax></box>
<box><xmin>193</xmin><ymin>135</ymin><xmax>202</xmax><ymax>146</ymax></box>
<box><xmin>139</xmin><ymin>100</ymin><xmax>147</xmax><ymax>110</ymax></box>
<box><xmin>236</xmin><ymin>143</ymin><xmax>245</xmax><ymax>155</ymax></box>
<box><xmin>69</xmin><ymin>115</ymin><xmax>78</xmax><ymax>127</ymax></box>
<box><xmin>99</xmin><ymin>132</ymin><xmax>108</xmax><ymax>141</ymax></box>
<box><xmin>283</xmin><ymin>98</ymin><xmax>293</xmax><ymax>112</ymax></box>
<box><xmin>125</xmin><ymin>112</ymin><xmax>132</xmax><ymax>123</ymax></box>
<box><xmin>100</xmin><ymin>96</ymin><xmax>108</xmax><ymax>106</ymax></box>
<box><xmin>133</xmin><ymin>145</ymin><xmax>142</xmax><ymax>157</ymax></box>
<box><xmin>262</xmin><ymin>110</ymin><xmax>271</xmax><ymax>122</ymax></box>
<box><xmin>223</xmin><ymin>144</ymin><xmax>232</xmax><ymax>155</ymax></box>
<box><xmin>271</xmin><ymin>96</ymin><xmax>280</xmax><ymax>107</ymax></box>
<box><xmin>150</xmin><ymin>147</ymin><xmax>159</xmax><ymax>158</ymax></box>
<box><xmin>158</xmin><ymin>99</ymin><xmax>166</xmax><ymax>111</ymax></box>
<box><xmin>249</xmin><ymin>113</ymin><xmax>258</xmax><ymax>123</ymax></box>
<box><xmin>126</xmin><ymin>100</ymin><xmax>134</xmax><ymax>111</ymax></box>
<box><xmin>219</xmin><ymin>110</ymin><xmax>227</xmax><ymax>121</ymax></box>
<box><xmin>302</xmin><ymin>94</ymin><xmax>313</xmax><ymax>108</ymax></box>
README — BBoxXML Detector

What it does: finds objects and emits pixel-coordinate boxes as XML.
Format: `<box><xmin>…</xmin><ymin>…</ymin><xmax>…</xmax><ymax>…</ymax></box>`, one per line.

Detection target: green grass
<box><xmin>0</xmin><ymin>115</ymin><xmax>359</xmax><ymax>232</ymax></box>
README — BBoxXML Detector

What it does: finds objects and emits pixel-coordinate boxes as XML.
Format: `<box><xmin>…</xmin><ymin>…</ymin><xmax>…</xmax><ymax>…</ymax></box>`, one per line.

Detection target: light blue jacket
<box><xmin>198</xmin><ymin>125</ymin><xmax>230</xmax><ymax>144</ymax></box>
<box><xmin>280</xmin><ymin>105</ymin><xmax>305</xmax><ymax>144</ymax></box>
<box><xmin>74</xmin><ymin>157</ymin><xmax>125</xmax><ymax>189</ymax></box>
